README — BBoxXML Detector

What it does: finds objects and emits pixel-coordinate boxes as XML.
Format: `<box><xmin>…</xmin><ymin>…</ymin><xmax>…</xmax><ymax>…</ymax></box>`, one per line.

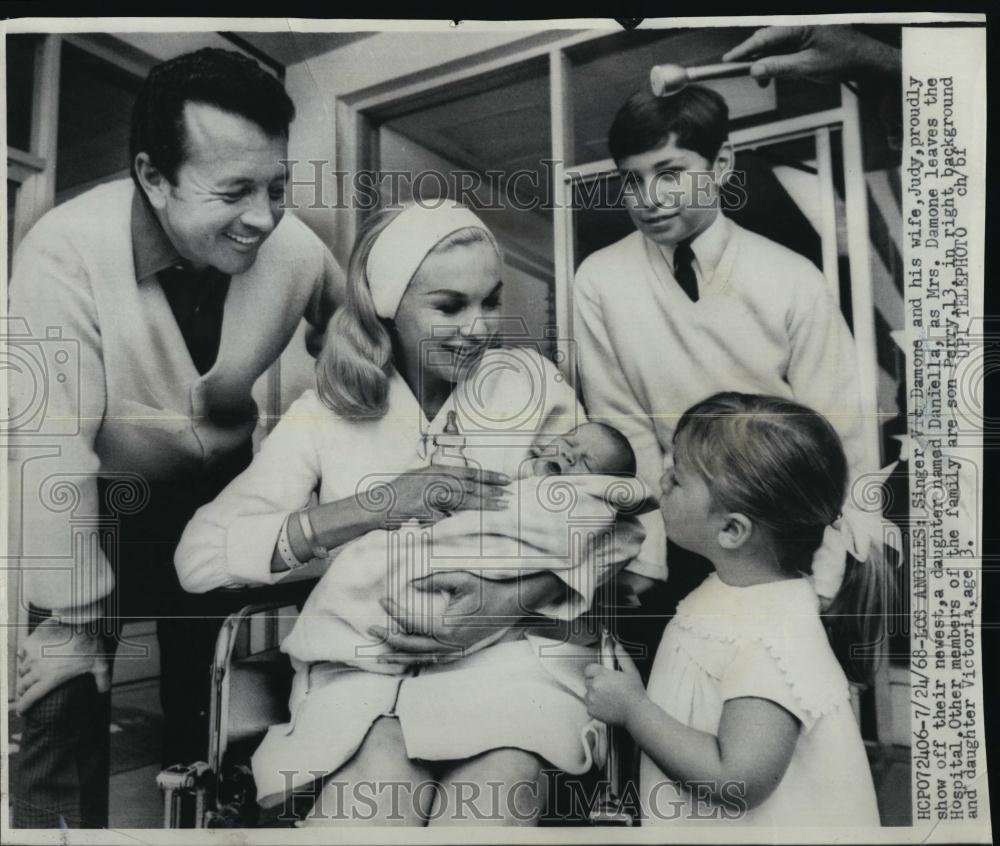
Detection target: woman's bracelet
<box><xmin>297</xmin><ymin>508</ymin><xmax>328</xmax><ymax>560</ymax></box>
<box><xmin>276</xmin><ymin>515</ymin><xmax>305</xmax><ymax>571</ymax></box>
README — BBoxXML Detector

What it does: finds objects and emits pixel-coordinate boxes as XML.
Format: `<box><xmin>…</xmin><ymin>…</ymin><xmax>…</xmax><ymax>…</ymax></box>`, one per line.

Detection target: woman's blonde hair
<box><xmin>316</xmin><ymin>206</ymin><xmax>500</xmax><ymax>419</ymax></box>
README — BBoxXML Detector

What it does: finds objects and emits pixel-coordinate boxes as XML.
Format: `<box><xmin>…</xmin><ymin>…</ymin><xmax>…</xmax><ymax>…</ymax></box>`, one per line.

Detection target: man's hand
<box><xmin>370</xmin><ymin>571</ymin><xmax>555</xmax><ymax>667</ymax></box>
<box><xmin>16</xmin><ymin>619</ymin><xmax>111</xmax><ymax>714</ymax></box>
<box><xmin>583</xmin><ymin>642</ymin><xmax>646</xmax><ymax>727</ymax></box>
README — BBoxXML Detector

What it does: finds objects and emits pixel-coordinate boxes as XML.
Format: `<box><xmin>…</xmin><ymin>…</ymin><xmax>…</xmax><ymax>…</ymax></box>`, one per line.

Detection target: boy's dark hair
<box><xmin>130</xmin><ymin>48</ymin><xmax>295</xmax><ymax>186</ymax></box>
<box><xmin>608</xmin><ymin>85</ymin><xmax>729</xmax><ymax>164</ymax></box>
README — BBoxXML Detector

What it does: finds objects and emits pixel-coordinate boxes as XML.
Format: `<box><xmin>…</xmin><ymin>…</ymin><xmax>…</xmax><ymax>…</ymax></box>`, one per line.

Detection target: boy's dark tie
<box><xmin>672</xmin><ymin>239</ymin><xmax>699</xmax><ymax>302</ymax></box>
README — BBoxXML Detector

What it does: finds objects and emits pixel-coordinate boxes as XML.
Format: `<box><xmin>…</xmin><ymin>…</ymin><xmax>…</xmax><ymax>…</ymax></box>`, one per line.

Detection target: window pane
<box><xmin>7</xmin><ymin>34</ymin><xmax>40</xmax><ymax>152</ymax></box>
<box><xmin>56</xmin><ymin>41</ymin><xmax>143</xmax><ymax>195</ymax></box>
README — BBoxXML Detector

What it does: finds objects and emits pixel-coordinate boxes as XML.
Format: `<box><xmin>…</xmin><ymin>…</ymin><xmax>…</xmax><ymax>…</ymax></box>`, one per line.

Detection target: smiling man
<box><xmin>8</xmin><ymin>49</ymin><xmax>344</xmax><ymax>828</ymax></box>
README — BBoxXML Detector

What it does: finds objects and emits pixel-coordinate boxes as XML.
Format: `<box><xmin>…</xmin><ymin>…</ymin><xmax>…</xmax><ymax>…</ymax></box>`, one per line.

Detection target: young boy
<box><xmin>573</xmin><ymin>86</ymin><xmax>867</xmax><ymax>658</ymax></box>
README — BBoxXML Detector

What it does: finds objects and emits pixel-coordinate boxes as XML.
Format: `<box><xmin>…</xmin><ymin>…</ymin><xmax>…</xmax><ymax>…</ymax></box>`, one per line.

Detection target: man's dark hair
<box><xmin>129</xmin><ymin>48</ymin><xmax>295</xmax><ymax>185</ymax></box>
<box><xmin>608</xmin><ymin>85</ymin><xmax>729</xmax><ymax>164</ymax></box>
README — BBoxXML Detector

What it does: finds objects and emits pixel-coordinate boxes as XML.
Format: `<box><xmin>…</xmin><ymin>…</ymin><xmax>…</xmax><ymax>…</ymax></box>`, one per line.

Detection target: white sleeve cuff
<box><xmin>225</xmin><ymin>511</ymin><xmax>298</xmax><ymax>586</ymax></box>
<box><xmin>49</xmin><ymin>599</ymin><xmax>106</xmax><ymax>625</ymax></box>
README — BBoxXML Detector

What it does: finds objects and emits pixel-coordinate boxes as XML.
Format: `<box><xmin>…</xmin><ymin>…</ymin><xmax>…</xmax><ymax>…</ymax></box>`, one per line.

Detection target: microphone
<box><xmin>650</xmin><ymin>61</ymin><xmax>754</xmax><ymax>97</ymax></box>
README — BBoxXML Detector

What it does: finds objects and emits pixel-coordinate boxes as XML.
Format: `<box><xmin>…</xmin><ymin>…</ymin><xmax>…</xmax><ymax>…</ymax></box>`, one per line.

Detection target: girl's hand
<box><xmin>583</xmin><ymin>642</ymin><xmax>646</xmax><ymax>727</ymax></box>
<box><xmin>370</xmin><ymin>466</ymin><xmax>510</xmax><ymax>528</ymax></box>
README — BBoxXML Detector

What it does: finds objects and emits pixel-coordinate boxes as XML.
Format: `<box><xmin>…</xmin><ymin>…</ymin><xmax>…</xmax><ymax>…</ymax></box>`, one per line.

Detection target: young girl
<box><xmin>584</xmin><ymin>393</ymin><xmax>883</xmax><ymax>828</ymax></box>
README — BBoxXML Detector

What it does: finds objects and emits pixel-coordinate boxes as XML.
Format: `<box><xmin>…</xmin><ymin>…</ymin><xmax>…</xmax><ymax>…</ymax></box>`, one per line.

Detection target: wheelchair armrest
<box><xmin>159</xmin><ymin>583</ymin><xmax>314</xmax><ymax>827</ymax></box>
<box><xmin>207</xmin><ymin>584</ymin><xmax>313</xmax><ymax>780</ymax></box>
<box><xmin>209</xmin><ymin>579</ymin><xmax>317</xmax><ymax>674</ymax></box>
<box><xmin>225</xmin><ymin>649</ymin><xmax>294</xmax><ymax>744</ymax></box>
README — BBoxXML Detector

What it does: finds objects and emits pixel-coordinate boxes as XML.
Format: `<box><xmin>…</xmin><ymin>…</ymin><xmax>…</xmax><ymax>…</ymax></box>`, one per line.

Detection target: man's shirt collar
<box><xmin>657</xmin><ymin>211</ymin><xmax>730</xmax><ymax>286</ymax></box>
<box><xmin>688</xmin><ymin>211</ymin><xmax>729</xmax><ymax>283</ymax></box>
<box><xmin>131</xmin><ymin>187</ymin><xmax>184</xmax><ymax>283</ymax></box>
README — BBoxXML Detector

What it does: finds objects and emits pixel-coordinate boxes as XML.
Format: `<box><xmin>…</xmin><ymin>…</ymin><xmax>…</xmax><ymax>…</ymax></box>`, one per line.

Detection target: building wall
<box><xmin>283</xmin><ymin>29</ymin><xmax>543</xmax><ymax>262</ymax></box>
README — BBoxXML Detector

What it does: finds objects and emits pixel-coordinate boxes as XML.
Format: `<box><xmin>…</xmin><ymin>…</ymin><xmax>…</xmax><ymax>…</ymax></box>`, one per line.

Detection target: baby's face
<box><xmin>528</xmin><ymin>425</ymin><xmax>628</xmax><ymax>476</ymax></box>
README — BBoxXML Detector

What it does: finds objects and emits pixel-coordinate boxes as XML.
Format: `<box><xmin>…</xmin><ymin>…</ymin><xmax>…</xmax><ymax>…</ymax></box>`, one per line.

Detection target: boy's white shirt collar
<box><xmin>656</xmin><ymin>211</ymin><xmax>730</xmax><ymax>290</ymax></box>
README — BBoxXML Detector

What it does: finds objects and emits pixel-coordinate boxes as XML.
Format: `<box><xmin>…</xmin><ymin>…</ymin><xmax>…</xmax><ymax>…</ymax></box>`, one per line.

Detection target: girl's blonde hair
<box><xmin>316</xmin><ymin>206</ymin><xmax>500</xmax><ymax>419</ymax></box>
<box><xmin>674</xmin><ymin>392</ymin><xmax>891</xmax><ymax>685</ymax></box>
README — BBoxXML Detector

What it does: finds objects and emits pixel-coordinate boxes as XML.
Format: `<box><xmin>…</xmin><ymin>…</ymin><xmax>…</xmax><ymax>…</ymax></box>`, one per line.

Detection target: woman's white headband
<box><xmin>366</xmin><ymin>202</ymin><xmax>492</xmax><ymax>320</ymax></box>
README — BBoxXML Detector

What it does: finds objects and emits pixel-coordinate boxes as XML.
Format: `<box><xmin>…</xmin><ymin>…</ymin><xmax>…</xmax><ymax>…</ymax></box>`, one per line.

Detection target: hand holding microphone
<box><xmin>649</xmin><ymin>61</ymin><xmax>755</xmax><ymax>97</ymax></box>
<box><xmin>650</xmin><ymin>26</ymin><xmax>900</xmax><ymax>97</ymax></box>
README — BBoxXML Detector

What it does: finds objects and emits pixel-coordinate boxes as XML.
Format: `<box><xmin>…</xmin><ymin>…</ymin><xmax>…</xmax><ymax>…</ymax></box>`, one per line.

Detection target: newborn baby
<box><xmin>526</xmin><ymin>421</ymin><xmax>637</xmax><ymax>478</ymax></box>
<box><xmin>281</xmin><ymin>421</ymin><xmax>645</xmax><ymax>670</ymax></box>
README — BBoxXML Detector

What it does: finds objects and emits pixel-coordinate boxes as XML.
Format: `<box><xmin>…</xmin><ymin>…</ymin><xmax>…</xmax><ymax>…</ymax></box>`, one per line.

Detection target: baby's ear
<box><xmin>717</xmin><ymin>512</ymin><xmax>752</xmax><ymax>550</ymax></box>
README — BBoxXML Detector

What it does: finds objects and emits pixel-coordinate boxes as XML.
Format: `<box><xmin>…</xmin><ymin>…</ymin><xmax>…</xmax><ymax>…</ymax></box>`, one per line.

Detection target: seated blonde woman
<box><xmin>175</xmin><ymin>202</ymin><xmax>644</xmax><ymax>826</ymax></box>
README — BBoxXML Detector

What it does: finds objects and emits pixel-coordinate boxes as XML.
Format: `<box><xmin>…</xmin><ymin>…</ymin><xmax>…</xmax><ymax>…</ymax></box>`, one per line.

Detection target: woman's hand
<box><xmin>284</xmin><ymin>464</ymin><xmax>512</xmax><ymax>573</ymax></box>
<box><xmin>371</xmin><ymin>465</ymin><xmax>511</xmax><ymax>528</ymax></box>
<box><xmin>584</xmin><ymin>642</ymin><xmax>646</xmax><ymax>727</ymax></box>
<box><xmin>370</xmin><ymin>571</ymin><xmax>564</xmax><ymax>666</ymax></box>
<box><xmin>289</xmin><ymin>467</ymin><xmax>510</xmax><ymax>571</ymax></box>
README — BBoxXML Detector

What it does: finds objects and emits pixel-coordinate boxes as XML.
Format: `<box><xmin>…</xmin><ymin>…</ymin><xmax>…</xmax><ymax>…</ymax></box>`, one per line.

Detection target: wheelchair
<box><xmin>156</xmin><ymin>581</ymin><xmax>638</xmax><ymax>828</ymax></box>
<box><xmin>156</xmin><ymin>581</ymin><xmax>308</xmax><ymax>828</ymax></box>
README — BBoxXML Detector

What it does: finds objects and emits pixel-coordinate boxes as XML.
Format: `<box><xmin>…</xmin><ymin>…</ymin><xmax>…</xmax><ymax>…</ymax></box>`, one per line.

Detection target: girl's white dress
<box><xmin>639</xmin><ymin>574</ymin><xmax>881</xmax><ymax>828</ymax></box>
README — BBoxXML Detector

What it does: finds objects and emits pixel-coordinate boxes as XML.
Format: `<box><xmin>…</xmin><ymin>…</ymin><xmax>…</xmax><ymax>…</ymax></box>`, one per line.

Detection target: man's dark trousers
<box><xmin>12</xmin><ymin>449</ymin><xmax>251</xmax><ymax>828</ymax></box>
